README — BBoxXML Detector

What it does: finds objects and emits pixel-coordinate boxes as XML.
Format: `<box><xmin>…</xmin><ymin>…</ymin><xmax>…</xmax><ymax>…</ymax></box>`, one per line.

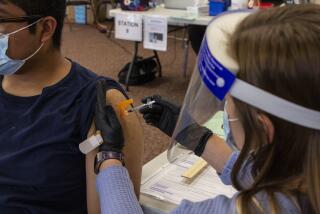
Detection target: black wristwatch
<box><xmin>94</xmin><ymin>151</ymin><xmax>125</xmax><ymax>174</ymax></box>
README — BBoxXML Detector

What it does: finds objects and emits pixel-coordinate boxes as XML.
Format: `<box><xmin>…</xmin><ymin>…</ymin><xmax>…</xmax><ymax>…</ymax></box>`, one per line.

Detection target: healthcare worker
<box><xmin>93</xmin><ymin>5</ymin><xmax>320</xmax><ymax>214</ymax></box>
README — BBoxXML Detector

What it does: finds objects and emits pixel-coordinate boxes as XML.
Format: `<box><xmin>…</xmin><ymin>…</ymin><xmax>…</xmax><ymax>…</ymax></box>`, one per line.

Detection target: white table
<box><xmin>109</xmin><ymin>7</ymin><xmax>214</xmax><ymax>90</ymax></box>
<box><xmin>140</xmin><ymin>151</ymin><xmax>177</xmax><ymax>214</ymax></box>
<box><xmin>109</xmin><ymin>7</ymin><xmax>213</xmax><ymax>26</ymax></box>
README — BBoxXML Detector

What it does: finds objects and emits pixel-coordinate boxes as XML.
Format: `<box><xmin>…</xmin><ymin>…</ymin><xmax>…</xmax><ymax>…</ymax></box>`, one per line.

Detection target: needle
<box><xmin>127</xmin><ymin>100</ymin><xmax>156</xmax><ymax>113</ymax></box>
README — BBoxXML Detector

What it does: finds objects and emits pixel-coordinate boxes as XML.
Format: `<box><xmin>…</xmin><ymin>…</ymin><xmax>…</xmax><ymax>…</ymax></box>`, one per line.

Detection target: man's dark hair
<box><xmin>9</xmin><ymin>0</ymin><xmax>66</xmax><ymax>49</ymax></box>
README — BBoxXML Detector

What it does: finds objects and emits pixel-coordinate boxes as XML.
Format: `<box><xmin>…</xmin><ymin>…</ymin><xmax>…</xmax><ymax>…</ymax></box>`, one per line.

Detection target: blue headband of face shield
<box><xmin>0</xmin><ymin>18</ymin><xmax>44</xmax><ymax>75</ymax></box>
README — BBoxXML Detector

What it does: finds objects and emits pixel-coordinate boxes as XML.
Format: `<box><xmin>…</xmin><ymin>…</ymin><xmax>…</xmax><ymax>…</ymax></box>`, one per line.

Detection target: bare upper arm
<box><xmin>85</xmin><ymin>89</ymin><xmax>144</xmax><ymax>214</ymax></box>
<box><xmin>105</xmin><ymin>89</ymin><xmax>144</xmax><ymax>196</ymax></box>
<box><xmin>86</xmin><ymin>124</ymin><xmax>100</xmax><ymax>214</ymax></box>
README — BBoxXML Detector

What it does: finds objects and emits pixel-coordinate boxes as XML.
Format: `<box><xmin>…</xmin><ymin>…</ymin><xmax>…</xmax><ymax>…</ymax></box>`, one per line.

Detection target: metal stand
<box><xmin>182</xmin><ymin>26</ymin><xmax>190</xmax><ymax>78</ymax></box>
<box><xmin>125</xmin><ymin>42</ymin><xmax>139</xmax><ymax>91</ymax></box>
<box><xmin>168</xmin><ymin>25</ymin><xmax>190</xmax><ymax>78</ymax></box>
<box><xmin>153</xmin><ymin>50</ymin><xmax>162</xmax><ymax>78</ymax></box>
<box><xmin>125</xmin><ymin>42</ymin><xmax>162</xmax><ymax>91</ymax></box>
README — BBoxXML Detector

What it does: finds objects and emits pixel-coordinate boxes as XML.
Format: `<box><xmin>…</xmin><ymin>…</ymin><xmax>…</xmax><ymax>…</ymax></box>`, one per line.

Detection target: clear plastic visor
<box><xmin>167</xmin><ymin>66</ymin><xmax>228</xmax><ymax>162</ymax></box>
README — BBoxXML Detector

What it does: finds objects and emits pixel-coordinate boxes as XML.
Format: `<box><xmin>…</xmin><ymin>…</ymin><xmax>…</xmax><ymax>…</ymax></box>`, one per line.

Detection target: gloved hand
<box><xmin>139</xmin><ymin>95</ymin><xmax>180</xmax><ymax>137</ymax></box>
<box><xmin>174</xmin><ymin>123</ymin><xmax>213</xmax><ymax>157</ymax></box>
<box><xmin>95</xmin><ymin>80</ymin><xmax>124</xmax><ymax>153</ymax></box>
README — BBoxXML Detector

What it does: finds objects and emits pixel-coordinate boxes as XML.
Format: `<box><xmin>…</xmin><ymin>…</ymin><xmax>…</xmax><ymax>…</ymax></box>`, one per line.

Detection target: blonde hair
<box><xmin>229</xmin><ymin>5</ymin><xmax>320</xmax><ymax>213</ymax></box>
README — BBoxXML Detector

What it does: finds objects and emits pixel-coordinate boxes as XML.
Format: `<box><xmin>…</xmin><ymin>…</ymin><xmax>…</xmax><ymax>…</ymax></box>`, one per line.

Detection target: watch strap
<box><xmin>94</xmin><ymin>151</ymin><xmax>125</xmax><ymax>174</ymax></box>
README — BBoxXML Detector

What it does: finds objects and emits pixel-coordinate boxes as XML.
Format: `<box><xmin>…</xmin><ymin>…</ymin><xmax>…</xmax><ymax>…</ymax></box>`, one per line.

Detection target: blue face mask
<box><xmin>223</xmin><ymin>103</ymin><xmax>239</xmax><ymax>151</ymax></box>
<box><xmin>0</xmin><ymin>19</ymin><xmax>44</xmax><ymax>76</ymax></box>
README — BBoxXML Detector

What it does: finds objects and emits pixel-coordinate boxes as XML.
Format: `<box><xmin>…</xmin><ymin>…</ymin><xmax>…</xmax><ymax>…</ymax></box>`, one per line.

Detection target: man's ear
<box><xmin>39</xmin><ymin>16</ymin><xmax>57</xmax><ymax>43</ymax></box>
<box><xmin>257</xmin><ymin>114</ymin><xmax>274</xmax><ymax>144</ymax></box>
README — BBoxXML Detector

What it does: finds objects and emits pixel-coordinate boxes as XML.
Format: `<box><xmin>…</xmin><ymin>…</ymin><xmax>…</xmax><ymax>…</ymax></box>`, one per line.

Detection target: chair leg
<box><xmin>65</xmin><ymin>12</ymin><xmax>73</xmax><ymax>32</ymax></box>
<box><xmin>89</xmin><ymin>0</ymin><xmax>98</xmax><ymax>25</ymax></box>
<box><xmin>107</xmin><ymin>21</ymin><xmax>114</xmax><ymax>38</ymax></box>
<box><xmin>69</xmin><ymin>17</ymin><xmax>73</xmax><ymax>31</ymax></box>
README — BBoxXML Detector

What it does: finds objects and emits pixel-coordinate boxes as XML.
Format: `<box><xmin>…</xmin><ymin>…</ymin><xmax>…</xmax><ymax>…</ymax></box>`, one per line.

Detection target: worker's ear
<box><xmin>257</xmin><ymin>114</ymin><xmax>274</xmax><ymax>144</ymax></box>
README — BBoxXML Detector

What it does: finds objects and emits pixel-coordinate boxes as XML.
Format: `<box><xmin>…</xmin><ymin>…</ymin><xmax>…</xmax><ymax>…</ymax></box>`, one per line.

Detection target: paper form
<box><xmin>141</xmin><ymin>154</ymin><xmax>237</xmax><ymax>205</ymax></box>
<box><xmin>144</xmin><ymin>15</ymin><xmax>168</xmax><ymax>51</ymax></box>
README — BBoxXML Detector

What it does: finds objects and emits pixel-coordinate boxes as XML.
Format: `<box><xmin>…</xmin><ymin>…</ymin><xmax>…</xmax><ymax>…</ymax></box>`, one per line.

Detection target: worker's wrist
<box><xmin>194</xmin><ymin>128</ymin><xmax>213</xmax><ymax>156</ymax></box>
<box><xmin>100</xmin><ymin>159</ymin><xmax>123</xmax><ymax>171</ymax></box>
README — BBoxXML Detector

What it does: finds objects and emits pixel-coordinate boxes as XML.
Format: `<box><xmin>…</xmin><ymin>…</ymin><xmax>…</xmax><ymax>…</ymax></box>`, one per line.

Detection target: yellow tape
<box><xmin>117</xmin><ymin>99</ymin><xmax>134</xmax><ymax>117</ymax></box>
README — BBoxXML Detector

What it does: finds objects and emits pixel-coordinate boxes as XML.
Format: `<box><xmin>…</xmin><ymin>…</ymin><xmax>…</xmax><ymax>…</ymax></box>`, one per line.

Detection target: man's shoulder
<box><xmin>71</xmin><ymin>61</ymin><xmax>99</xmax><ymax>81</ymax></box>
<box><xmin>69</xmin><ymin>61</ymin><xmax>127</xmax><ymax>98</ymax></box>
<box><xmin>70</xmin><ymin>61</ymin><xmax>120</xmax><ymax>88</ymax></box>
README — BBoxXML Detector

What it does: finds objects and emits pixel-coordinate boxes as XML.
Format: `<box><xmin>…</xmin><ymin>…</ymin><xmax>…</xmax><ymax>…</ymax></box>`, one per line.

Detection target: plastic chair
<box><xmin>96</xmin><ymin>0</ymin><xmax>120</xmax><ymax>37</ymax></box>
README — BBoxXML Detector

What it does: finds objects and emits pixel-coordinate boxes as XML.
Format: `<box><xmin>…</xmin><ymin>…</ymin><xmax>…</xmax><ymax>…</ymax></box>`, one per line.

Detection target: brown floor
<box><xmin>61</xmin><ymin>24</ymin><xmax>197</xmax><ymax>163</ymax></box>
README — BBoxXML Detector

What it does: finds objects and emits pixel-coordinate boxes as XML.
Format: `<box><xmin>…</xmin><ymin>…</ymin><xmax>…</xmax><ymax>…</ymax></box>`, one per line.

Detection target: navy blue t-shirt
<box><xmin>0</xmin><ymin>61</ymin><xmax>124</xmax><ymax>214</ymax></box>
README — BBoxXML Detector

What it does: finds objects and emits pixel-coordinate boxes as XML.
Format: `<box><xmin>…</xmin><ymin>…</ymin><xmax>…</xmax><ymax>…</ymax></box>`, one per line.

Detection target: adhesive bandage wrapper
<box><xmin>181</xmin><ymin>158</ymin><xmax>209</xmax><ymax>179</ymax></box>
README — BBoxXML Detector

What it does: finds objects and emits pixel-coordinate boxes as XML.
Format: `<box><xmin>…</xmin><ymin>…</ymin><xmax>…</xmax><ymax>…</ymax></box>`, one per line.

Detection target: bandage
<box><xmin>79</xmin><ymin>131</ymin><xmax>104</xmax><ymax>154</ymax></box>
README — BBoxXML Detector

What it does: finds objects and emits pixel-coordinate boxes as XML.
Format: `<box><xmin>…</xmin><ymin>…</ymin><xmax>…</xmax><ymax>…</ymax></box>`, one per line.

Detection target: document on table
<box><xmin>141</xmin><ymin>154</ymin><xmax>237</xmax><ymax>205</ymax></box>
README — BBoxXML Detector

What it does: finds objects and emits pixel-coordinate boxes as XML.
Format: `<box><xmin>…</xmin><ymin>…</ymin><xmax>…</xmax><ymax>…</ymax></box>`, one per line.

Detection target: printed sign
<box><xmin>115</xmin><ymin>13</ymin><xmax>143</xmax><ymax>41</ymax></box>
<box><xmin>143</xmin><ymin>15</ymin><xmax>168</xmax><ymax>51</ymax></box>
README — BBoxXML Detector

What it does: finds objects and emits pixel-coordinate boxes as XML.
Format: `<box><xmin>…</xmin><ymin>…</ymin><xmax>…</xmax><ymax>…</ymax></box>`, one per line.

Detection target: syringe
<box><xmin>127</xmin><ymin>100</ymin><xmax>156</xmax><ymax>113</ymax></box>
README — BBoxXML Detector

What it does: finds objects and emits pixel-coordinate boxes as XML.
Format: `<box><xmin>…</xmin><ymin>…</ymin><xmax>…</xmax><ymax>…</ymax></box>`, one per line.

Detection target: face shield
<box><xmin>167</xmin><ymin>11</ymin><xmax>320</xmax><ymax>162</ymax></box>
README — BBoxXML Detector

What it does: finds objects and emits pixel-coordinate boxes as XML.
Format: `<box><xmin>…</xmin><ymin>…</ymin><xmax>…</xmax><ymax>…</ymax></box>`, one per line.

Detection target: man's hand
<box><xmin>95</xmin><ymin>80</ymin><xmax>124</xmax><ymax>153</ymax></box>
<box><xmin>139</xmin><ymin>95</ymin><xmax>180</xmax><ymax>137</ymax></box>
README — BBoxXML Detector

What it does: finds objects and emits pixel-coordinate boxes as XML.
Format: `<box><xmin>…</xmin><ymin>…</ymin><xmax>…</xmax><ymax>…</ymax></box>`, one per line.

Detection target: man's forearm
<box><xmin>105</xmin><ymin>89</ymin><xmax>143</xmax><ymax>197</ymax></box>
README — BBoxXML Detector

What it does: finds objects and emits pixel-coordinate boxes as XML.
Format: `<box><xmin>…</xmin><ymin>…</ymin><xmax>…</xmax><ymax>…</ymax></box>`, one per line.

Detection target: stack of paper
<box><xmin>141</xmin><ymin>154</ymin><xmax>236</xmax><ymax>205</ymax></box>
